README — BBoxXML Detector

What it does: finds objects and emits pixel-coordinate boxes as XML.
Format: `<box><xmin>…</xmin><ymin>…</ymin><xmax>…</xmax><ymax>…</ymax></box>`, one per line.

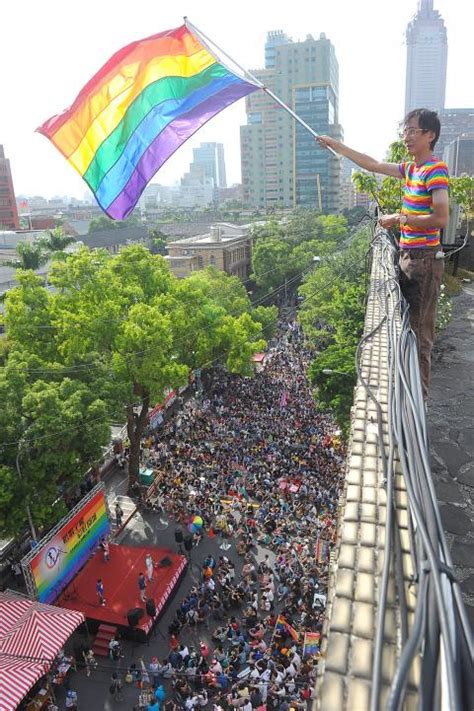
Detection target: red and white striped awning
<box><xmin>0</xmin><ymin>591</ymin><xmax>84</xmax><ymax>711</ymax></box>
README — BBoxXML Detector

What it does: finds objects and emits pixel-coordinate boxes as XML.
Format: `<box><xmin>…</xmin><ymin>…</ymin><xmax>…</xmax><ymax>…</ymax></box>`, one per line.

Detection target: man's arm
<box><xmin>379</xmin><ymin>189</ymin><xmax>449</xmax><ymax>230</ymax></box>
<box><xmin>316</xmin><ymin>135</ymin><xmax>402</xmax><ymax>178</ymax></box>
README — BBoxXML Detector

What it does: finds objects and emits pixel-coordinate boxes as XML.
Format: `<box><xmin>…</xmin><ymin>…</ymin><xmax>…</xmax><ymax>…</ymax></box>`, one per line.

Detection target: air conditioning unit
<box><xmin>442</xmin><ymin>203</ymin><xmax>463</xmax><ymax>246</ymax></box>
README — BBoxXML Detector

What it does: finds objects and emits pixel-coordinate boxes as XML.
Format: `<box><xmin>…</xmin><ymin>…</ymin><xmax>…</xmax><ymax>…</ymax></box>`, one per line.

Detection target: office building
<box><xmin>0</xmin><ymin>145</ymin><xmax>20</xmax><ymax>230</ymax></box>
<box><xmin>241</xmin><ymin>31</ymin><xmax>343</xmax><ymax>213</ymax></box>
<box><xmin>340</xmin><ymin>159</ymin><xmax>356</xmax><ymax>210</ymax></box>
<box><xmin>443</xmin><ymin>136</ymin><xmax>474</xmax><ymax>177</ymax></box>
<box><xmin>192</xmin><ymin>142</ymin><xmax>227</xmax><ymax>189</ymax></box>
<box><xmin>179</xmin><ymin>165</ymin><xmax>215</xmax><ymax>208</ymax></box>
<box><xmin>436</xmin><ymin>109</ymin><xmax>474</xmax><ymax>161</ymax></box>
<box><xmin>405</xmin><ymin>0</ymin><xmax>447</xmax><ymax>114</ymax></box>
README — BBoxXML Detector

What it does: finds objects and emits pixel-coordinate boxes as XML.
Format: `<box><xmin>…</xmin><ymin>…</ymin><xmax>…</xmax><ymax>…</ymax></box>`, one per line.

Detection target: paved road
<box><xmin>428</xmin><ymin>283</ymin><xmax>474</xmax><ymax>627</ymax></box>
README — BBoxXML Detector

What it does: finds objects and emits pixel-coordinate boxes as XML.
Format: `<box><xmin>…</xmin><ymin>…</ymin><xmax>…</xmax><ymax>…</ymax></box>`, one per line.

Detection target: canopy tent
<box><xmin>0</xmin><ymin>591</ymin><xmax>84</xmax><ymax>711</ymax></box>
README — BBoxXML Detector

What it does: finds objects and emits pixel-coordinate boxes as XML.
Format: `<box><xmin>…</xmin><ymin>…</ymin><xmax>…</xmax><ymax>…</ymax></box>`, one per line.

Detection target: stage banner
<box><xmin>29</xmin><ymin>488</ymin><xmax>110</xmax><ymax>603</ymax></box>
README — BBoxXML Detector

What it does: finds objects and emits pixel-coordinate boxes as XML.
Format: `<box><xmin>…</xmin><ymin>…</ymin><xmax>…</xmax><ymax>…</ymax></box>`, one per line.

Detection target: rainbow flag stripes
<box><xmin>37</xmin><ymin>25</ymin><xmax>259</xmax><ymax>220</ymax></box>
<box><xmin>303</xmin><ymin>631</ymin><xmax>321</xmax><ymax>657</ymax></box>
<box><xmin>398</xmin><ymin>160</ymin><xmax>449</xmax><ymax>248</ymax></box>
<box><xmin>276</xmin><ymin>614</ymin><xmax>300</xmax><ymax>642</ymax></box>
<box><xmin>30</xmin><ymin>489</ymin><xmax>110</xmax><ymax>603</ymax></box>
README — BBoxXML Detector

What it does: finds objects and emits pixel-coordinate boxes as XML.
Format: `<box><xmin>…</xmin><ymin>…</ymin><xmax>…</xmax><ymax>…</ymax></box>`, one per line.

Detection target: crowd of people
<box><xmin>131</xmin><ymin>330</ymin><xmax>346</xmax><ymax>709</ymax></box>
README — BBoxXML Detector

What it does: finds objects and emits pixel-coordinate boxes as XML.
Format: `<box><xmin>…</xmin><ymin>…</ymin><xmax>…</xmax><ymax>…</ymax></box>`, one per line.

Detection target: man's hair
<box><xmin>404</xmin><ymin>108</ymin><xmax>441</xmax><ymax>150</ymax></box>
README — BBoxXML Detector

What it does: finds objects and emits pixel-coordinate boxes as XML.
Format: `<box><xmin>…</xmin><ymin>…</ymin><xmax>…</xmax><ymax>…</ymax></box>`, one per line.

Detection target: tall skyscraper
<box><xmin>241</xmin><ymin>31</ymin><xmax>342</xmax><ymax>212</ymax></box>
<box><xmin>405</xmin><ymin>0</ymin><xmax>447</xmax><ymax>114</ymax></box>
<box><xmin>0</xmin><ymin>145</ymin><xmax>20</xmax><ymax>230</ymax></box>
<box><xmin>191</xmin><ymin>142</ymin><xmax>227</xmax><ymax>189</ymax></box>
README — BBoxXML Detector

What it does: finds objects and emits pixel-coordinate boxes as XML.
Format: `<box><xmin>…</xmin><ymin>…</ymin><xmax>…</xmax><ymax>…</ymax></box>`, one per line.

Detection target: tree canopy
<box><xmin>0</xmin><ymin>246</ymin><xmax>270</xmax><ymax>537</ymax></box>
<box><xmin>298</xmin><ymin>227</ymin><xmax>369</xmax><ymax>431</ymax></box>
<box><xmin>250</xmin><ymin>211</ymin><xmax>349</xmax><ymax>296</ymax></box>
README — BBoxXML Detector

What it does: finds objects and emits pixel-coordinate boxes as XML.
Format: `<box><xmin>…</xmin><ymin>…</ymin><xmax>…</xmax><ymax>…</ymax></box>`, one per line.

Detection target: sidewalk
<box><xmin>428</xmin><ymin>283</ymin><xmax>474</xmax><ymax>627</ymax></box>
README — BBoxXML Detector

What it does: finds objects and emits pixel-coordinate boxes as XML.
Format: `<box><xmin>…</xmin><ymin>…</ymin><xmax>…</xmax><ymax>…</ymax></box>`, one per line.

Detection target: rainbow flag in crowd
<box><xmin>315</xmin><ymin>537</ymin><xmax>330</xmax><ymax>563</ymax></box>
<box><xmin>37</xmin><ymin>24</ymin><xmax>259</xmax><ymax>220</ymax></box>
<box><xmin>276</xmin><ymin>614</ymin><xmax>300</xmax><ymax>642</ymax></box>
<box><xmin>303</xmin><ymin>631</ymin><xmax>320</xmax><ymax>657</ymax></box>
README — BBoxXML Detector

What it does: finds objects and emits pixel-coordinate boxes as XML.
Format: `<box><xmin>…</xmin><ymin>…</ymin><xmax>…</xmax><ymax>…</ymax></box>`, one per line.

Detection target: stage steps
<box><xmin>91</xmin><ymin>623</ymin><xmax>118</xmax><ymax>657</ymax></box>
<box><xmin>109</xmin><ymin>494</ymin><xmax>136</xmax><ymax>536</ymax></box>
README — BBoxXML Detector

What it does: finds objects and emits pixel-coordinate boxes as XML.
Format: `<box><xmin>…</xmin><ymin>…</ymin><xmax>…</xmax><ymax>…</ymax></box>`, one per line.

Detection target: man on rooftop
<box><xmin>317</xmin><ymin>109</ymin><xmax>449</xmax><ymax>399</ymax></box>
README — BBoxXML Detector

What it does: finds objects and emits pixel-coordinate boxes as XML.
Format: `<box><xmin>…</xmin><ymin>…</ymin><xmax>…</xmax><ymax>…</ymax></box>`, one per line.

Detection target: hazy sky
<box><xmin>1</xmin><ymin>0</ymin><xmax>472</xmax><ymax>199</ymax></box>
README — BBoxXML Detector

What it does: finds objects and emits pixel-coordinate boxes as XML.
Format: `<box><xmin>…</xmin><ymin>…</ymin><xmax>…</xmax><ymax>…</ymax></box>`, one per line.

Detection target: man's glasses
<box><xmin>402</xmin><ymin>127</ymin><xmax>427</xmax><ymax>137</ymax></box>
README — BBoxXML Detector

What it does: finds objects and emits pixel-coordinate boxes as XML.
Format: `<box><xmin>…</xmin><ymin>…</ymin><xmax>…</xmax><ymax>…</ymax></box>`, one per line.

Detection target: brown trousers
<box><xmin>399</xmin><ymin>248</ymin><xmax>444</xmax><ymax>399</ymax></box>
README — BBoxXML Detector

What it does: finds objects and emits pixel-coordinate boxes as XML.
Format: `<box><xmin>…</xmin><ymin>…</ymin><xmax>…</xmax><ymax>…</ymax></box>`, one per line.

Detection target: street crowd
<box><xmin>132</xmin><ymin>328</ymin><xmax>346</xmax><ymax>710</ymax></box>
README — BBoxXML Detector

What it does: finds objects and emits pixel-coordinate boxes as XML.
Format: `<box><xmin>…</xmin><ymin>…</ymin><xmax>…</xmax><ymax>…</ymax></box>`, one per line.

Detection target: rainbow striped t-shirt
<box><xmin>398</xmin><ymin>160</ymin><xmax>449</xmax><ymax>248</ymax></box>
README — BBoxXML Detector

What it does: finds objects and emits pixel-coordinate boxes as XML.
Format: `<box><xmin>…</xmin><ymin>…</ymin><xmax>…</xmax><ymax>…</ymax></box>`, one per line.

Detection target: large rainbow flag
<box><xmin>37</xmin><ymin>24</ymin><xmax>259</xmax><ymax>220</ymax></box>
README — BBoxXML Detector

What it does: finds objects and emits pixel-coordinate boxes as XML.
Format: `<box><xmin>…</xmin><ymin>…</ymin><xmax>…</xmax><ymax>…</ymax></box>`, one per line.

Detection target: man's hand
<box><xmin>316</xmin><ymin>135</ymin><xmax>342</xmax><ymax>153</ymax></box>
<box><xmin>378</xmin><ymin>213</ymin><xmax>400</xmax><ymax>229</ymax></box>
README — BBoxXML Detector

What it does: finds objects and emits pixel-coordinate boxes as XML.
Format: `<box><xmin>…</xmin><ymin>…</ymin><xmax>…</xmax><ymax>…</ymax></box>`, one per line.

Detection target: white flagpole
<box><xmin>184</xmin><ymin>17</ymin><xmax>339</xmax><ymax>158</ymax></box>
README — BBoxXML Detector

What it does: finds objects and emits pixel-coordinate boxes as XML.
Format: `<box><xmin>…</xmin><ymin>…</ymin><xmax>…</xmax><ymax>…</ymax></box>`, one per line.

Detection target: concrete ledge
<box><xmin>314</xmin><ymin>242</ymin><xmax>418</xmax><ymax>709</ymax></box>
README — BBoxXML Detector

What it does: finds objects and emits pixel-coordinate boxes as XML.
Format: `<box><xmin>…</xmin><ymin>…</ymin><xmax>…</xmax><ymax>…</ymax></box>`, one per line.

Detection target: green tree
<box><xmin>251</xmin><ymin>305</ymin><xmax>278</xmax><ymax>341</ymax></box>
<box><xmin>298</xmin><ymin>228</ymin><xmax>369</xmax><ymax>430</ymax></box>
<box><xmin>1</xmin><ymin>244</ymin><xmax>269</xmax><ymax>521</ymax></box>
<box><xmin>342</xmin><ymin>206</ymin><xmax>368</xmax><ymax>227</ymax></box>
<box><xmin>48</xmin><ymin>247</ymin><xmax>265</xmax><ymax>488</ymax></box>
<box><xmin>1</xmin><ymin>241</ymin><xmax>49</xmax><ymax>271</ymax></box>
<box><xmin>0</xmin><ymin>351</ymin><xmax>110</xmax><ymax>538</ymax></box>
<box><xmin>88</xmin><ymin>214</ymin><xmax>141</xmax><ymax>233</ymax></box>
<box><xmin>148</xmin><ymin>228</ymin><xmax>168</xmax><ymax>256</ymax></box>
<box><xmin>252</xmin><ymin>238</ymin><xmax>293</xmax><ymax>293</ymax></box>
<box><xmin>352</xmin><ymin>140</ymin><xmax>409</xmax><ymax>214</ymax></box>
<box><xmin>308</xmin><ymin>344</ymin><xmax>356</xmax><ymax>432</ymax></box>
<box><xmin>449</xmin><ymin>175</ymin><xmax>474</xmax><ymax>215</ymax></box>
<box><xmin>40</xmin><ymin>226</ymin><xmax>76</xmax><ymax>253</ymax></box>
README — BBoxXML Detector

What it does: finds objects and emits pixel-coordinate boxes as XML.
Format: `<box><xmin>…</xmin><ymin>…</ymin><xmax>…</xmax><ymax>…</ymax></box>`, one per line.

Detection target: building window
<box><xmin>209</xmin><ymin>255</ymin><xmax>216</xmax><ymax>266</ymax></box>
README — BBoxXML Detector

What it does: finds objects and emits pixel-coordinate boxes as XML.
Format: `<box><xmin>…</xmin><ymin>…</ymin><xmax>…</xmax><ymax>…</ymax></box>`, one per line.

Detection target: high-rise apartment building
<box><xmin>0</xmin><ymin>145</ymin><xmax>20</xmax><ymax>230</ymax></box>
<box><xmin>192</xmin><ymin>142</ymin><xmax>227</xmax><ymax>188</ymax></box>
<box><xmin>241</xmin><ymin>31</ymin><xmax>343</xmax><ymax>213</ymax></box>
<box><xmin>405</xmin><ymin>0</ymin><xmax>447</xmax><ymax>114</ymax></box>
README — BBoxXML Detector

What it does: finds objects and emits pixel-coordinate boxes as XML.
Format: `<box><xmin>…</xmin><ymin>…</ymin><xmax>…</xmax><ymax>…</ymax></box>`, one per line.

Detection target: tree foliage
<box><xmin>298</xmin><ymin>228</ymin><xmax>369</xmax><ymax>431</ymax></box>
<box><xmin>88</xmin><ymin>214</ymin><xmax>141</xmax><ymax>233</ymax></box>
<box><xmin>250</xmin><ymin>211</ymin><xmax>349</xmax><ymax>296</ymax></box>
<box><xmin>1</xmin><ymin>241</ymin><xmax>49</xmax><ymax>271</ymax></box>
<box><xmin>0</xmin><ymin>247</ymin><xmax>270</xmax><ymax>535</ymax></box>
<box><xmin>352</xmin><ymin>140</ymin><xmax>409</xmax><ymax>214</ymax></box>
<box><xmin>40</xmin><ymin>227</ymin><xmax>76</xmax><ymax>253</ymax></box>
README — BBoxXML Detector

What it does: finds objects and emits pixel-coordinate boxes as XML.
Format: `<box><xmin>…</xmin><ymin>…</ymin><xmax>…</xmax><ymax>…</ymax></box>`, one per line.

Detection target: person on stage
<box><xmin>96</xmin><ymin>578</ymin><xmax>106</xmax><ymax>606</ymax></box>
<box><xmin>145</xmin><ymin>553</ymin><xmax>155</xmax><ymax>583</ymax></box>
<box><xmin>99</xmin><ymin>536</ymin><xmax>110</xmax><ymax>562</ymax></box>
<box><xmin>138</xmin><ymin>572</ymin><xmax>147</xmax><ymax>602</ymax></box>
